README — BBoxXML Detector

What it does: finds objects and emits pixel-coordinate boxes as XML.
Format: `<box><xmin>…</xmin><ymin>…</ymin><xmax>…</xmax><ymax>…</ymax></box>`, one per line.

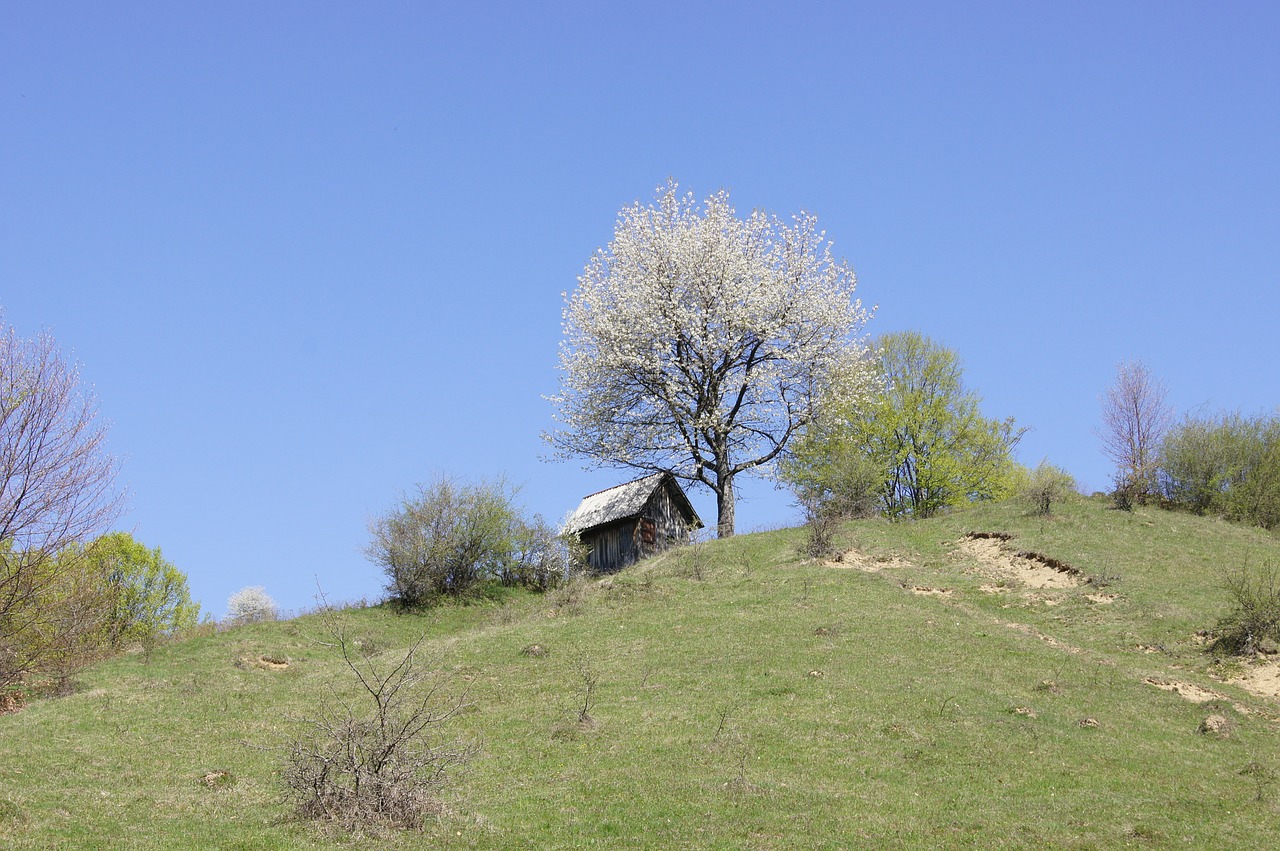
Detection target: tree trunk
<box><xmin>715</xmin><ymin>470</ymin><xmax>736</xmax><ymax>538</ymax></box>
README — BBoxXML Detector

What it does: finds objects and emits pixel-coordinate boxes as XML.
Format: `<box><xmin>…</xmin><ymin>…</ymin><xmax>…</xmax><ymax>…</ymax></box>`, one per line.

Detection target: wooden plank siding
<box><xmin>566</xmin><ymin>473</ymin><xmax>702</xmax><ymax>574</ymax></box>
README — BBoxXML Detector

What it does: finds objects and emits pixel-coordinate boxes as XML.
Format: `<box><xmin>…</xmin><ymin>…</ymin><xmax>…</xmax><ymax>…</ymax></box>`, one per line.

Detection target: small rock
<box><xmin>1078</xmin><ymin>717</ymin><xmax>1100</xmax><ymax>728</ymax></box>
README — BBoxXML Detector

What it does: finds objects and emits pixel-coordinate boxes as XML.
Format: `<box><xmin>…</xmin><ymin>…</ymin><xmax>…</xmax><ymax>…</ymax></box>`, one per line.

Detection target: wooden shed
<box><xmin>564</xmin><ymin>473</ymin><xmax>703</xmax><ymax>573</ymax></box>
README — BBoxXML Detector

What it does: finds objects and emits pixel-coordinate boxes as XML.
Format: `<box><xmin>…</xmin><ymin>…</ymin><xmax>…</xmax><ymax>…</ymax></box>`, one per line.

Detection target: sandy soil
<box><xmin>1143</xmin><ymin>677</ymin><xmax>1226</xmax><ymax>703</ymax></box>
<box><xmin>1228</xmin><ymin>660</ymin><xmax>1280</xmax><ymax>700</ymax></box>
<box><xmin>905</xmin><ymin>585</ymin><xmax>954</xmax><ymax>597</ymax></box>
<box><xmin>958</xmin><ymin>535</ymin><xmax>1083</xmax><ymax>589</ymax></box>
<box><xmin>828</xmin><ymin>550</ymin><xmax>913</xmax><ymax>572</ymax></box>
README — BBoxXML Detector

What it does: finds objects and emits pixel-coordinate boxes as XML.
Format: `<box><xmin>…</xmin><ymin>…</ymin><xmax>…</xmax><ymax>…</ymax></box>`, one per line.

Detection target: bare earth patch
<box><xmin>1086</xmin><ymin>593</ymin><xmax>1119</xmax><ymax>604</ymax></box>
<box><xmin>241</xmin><ymin>655</ymin><xmax>290</xmax><ymax>671</ymax></box>
<box><xmin>829</xmin><ymin>550</ymin><xmax>913</xmax><ymax>572</ymax></box>
<box><xmin>959</xmin><ymin>534</ymin><xmax>1083</xmax><ymax>589</ymax></box>
<box><xmin>1143</xmin><ymin>677</ymin><xmax>1225</xmax><ymax>703</ymax></box>
<box><xmin>905</xmin><ymin>585</ymin><xmax>953</xmax><ymax>597</ymax></box>
<box><xmin>1002</xmin><ymin>621</ymin><xmax>1085</xmax><ymax>655</ymax></box>
<box><xmin>1227</xmin><ymin>660</ymin><xmax>1280</xmax><ymax>700</ymax></box>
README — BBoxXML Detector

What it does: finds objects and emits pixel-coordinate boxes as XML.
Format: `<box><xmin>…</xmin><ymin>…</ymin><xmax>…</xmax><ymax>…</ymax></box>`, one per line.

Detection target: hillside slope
<box><xmin>2</xmin><ymin>498</ymin><xmax>1279</xmax><ymax>848</ymax></box>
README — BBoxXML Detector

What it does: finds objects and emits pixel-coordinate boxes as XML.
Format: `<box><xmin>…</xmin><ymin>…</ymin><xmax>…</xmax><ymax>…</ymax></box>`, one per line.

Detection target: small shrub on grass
<box><xmin>226</xmin><ymin>586</ymin><xmax>277</xmax><ymax>625</ymax></box>
<box><xmin>798</xmin><ymin>494</ymin><xmax>846</xmax><ymax>561</ymax></box>
<box><xmin>1020</xmin><ymin>461</ymin><xmax>1076</xmax><ymax>516</ymax></box>
<box><xmin>1211</xmin><ymin>562</ymin><xmax>1280</xmax><ymax>656</ymax></box>
<box><xmin>280</xmin><ymin>612</ymin><xmax>475</xmax><ymax>834</ymax></box>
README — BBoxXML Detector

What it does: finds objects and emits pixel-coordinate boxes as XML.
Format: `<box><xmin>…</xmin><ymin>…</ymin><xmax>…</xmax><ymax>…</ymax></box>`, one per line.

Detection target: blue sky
<box><xmin>4</xmin><ymin>2</ymin><xmax>1278</xmax><ymax>617</ymax></box>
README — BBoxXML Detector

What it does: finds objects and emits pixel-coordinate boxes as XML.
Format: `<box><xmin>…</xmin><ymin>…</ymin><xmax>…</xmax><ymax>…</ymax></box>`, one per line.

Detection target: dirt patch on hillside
<box><xmin>959</xmin><ymin>534</ymin><xmax>1083</xmax><ymax>589</ymax></box>
<box><xmin>828</xmin><ymin>550</ymin><xmax>912</xmax><ymax>572</ymax></box>
<box><xmin>240</xmin><ymin>655</ymin><xmax>290</xmax><ymax>671</ymax></box>
<box><xmin>1144</xmin><ymin>677</ymin><xmax>1225</xmax><ymax>703</ymax></box>
<box><xmin>1002</xmin><ymin>621</ymin><xmax>1086</xmax><ymax>655</ymax></box>
<box><xmin>1227</xmin><ymin>661</ymin><xmax>1280</xmax><ymax>700</ymax></box>
<box><xmin>904</xmin><ymin>584</ymin><xmax>953</xmax><ymax>598</ymax></box>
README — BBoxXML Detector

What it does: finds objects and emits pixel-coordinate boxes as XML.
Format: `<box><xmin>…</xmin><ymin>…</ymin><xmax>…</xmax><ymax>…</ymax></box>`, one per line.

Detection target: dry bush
<box><xmin>281</xmin><ymin>611</ymin><xmax>475</xmax><ymax>834</ymax></box>
<box><xmin>1212</xmin><ymin>562</ymin><xmax>1280</xmax><ymax>656</ymax></box>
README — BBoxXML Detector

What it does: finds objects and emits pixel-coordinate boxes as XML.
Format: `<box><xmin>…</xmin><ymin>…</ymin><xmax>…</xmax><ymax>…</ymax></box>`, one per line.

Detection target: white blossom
<box><xmin>545</xmin><ymin>181</ymin><xmax>875</xmax><ymax>536</ymax></box>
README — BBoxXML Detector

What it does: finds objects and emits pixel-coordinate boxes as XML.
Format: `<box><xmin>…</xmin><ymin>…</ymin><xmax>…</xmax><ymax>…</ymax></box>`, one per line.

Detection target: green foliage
<box><xmin>785</xmin><ymin>331</ymin><xmax>1023</xmax><ymax>520</ymax></box>
<box><xmin>1019</xmin><ymin>461</ymin><xmax>1077</xmax><ymax>516</ymax></box>
<box><xmin>0</xmin><ymin>534</ymin><xmax>199</xmax><ymax>689</ymax></box>
<box><xmin>367</xmin><ymin>475</ymin><xmax>566</xmax><ymax>607</ymax></box>
<box><xmin>11</xmin><ymin>549</ymin><xmax>111</xmax><ymax>694</ymax></box>
<box><xmin>1158</xmin><ymin>411</ymin><xmax>1280</xmax><ymax>530</ymax></box>
<box><xmin>83</xmin><ymin>532</ymin><xmax>200</xmax><ymax>650</ymax></box>
<box><xmin>1212</xmin><ymin>561</ymin><xmax>1280</xmax><ymax>656</ymax></box>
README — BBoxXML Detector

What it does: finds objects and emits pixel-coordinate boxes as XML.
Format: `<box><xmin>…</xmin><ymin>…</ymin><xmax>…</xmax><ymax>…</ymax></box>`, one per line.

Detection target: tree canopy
<box><xmin>785</xmin><ymin>331</ymin><xmax>1023</xmax><ymax>519</ymax></box>
<box><xmin>1</xmin><ymin>313</ymin><xmax>123</xmax><ymax>687</ymax></box>
<box><xmin>546</xmin><ymin>181</ymin><xmax>873</xmax><ymax>536</ymax></box>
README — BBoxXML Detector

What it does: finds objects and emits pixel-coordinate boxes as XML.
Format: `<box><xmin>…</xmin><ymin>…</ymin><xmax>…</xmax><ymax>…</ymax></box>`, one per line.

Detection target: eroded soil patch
<box><xmin>905</xmin><ymin>584</ymin><xmax>954</xmax><ymax>598</ymax></box>
<box><xmin>959</xmin><ymin>533</ymin><xmax>1084</xmax><ymax>589</ymax></box>
<box><xmin>1228</xmin><ymin>660</ymin><xmax>1280</xmax><ymax>700</ymax></box>
<box><xmin>829</xmin><ymin>550</ymin><xmax>913</xmax><ymax>572</ymax></box>
<box><xmin>1144</xmin><ymin>677</ymin><xmax>1225</xmax><ymax>704</ymax></box>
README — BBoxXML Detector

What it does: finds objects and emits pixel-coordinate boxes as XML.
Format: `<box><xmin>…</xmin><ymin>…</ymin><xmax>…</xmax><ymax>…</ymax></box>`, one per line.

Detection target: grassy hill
<box><xmin>3</xmin><ymin>497</ymin><xmax>1279</xmax><ymax>848</ymax></box>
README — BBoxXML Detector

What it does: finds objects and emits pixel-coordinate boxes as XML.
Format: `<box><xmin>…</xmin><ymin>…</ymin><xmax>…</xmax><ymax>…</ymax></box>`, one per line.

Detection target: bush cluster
<box><xmin>226</xmin><ymin>586</ymin><xmax>278</xmax><ymax>625</ymax></box>
<box><xmin>1157</xmin><ymin>412</ymin><xmax>1280</xmax><ymax>530</ymax></box>
<box><xmin>366</xmin><ymin>475</ymin><xmax>573</xmax><ymax>608</ymax></box>
<box><xmin>1213</xmin><ymin>562</ymin><xmax>1280</xmax><ymax>656</ymax></box>
<box><xmin>1019</xmin><ymin>461</ymin><xmax>1077</xmax><ymax>516</ymax></box>
<box><xmin>281</xmin><ymin>612</ymin><xmax>475</xmax><ymax>833</ymax></box>
<box><xmin>2</xmin><ymin>532</ymin><xmax>200</xmax><ymax>692</ymax></box>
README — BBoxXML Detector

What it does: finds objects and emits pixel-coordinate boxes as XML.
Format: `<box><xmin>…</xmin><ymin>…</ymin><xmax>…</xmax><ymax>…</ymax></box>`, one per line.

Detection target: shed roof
<box><xmin>564</xmin><ymin>472</ymin><xmax>702</xmax><ymax>535</ymax></box>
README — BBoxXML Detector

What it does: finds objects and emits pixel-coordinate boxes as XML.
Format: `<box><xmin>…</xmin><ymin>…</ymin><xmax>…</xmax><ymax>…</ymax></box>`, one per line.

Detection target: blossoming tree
<box><xmin>546</xmin><ymin>182</ymin><xmax>873</xmax><ymax>537</ymax></box>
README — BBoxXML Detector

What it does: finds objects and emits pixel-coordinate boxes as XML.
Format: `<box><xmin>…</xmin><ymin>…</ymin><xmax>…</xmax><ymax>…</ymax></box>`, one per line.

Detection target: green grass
<box><xmin>3</xmin><ymin>497</ymin><xmax>1279</xmax><ymax>848</ymax></box>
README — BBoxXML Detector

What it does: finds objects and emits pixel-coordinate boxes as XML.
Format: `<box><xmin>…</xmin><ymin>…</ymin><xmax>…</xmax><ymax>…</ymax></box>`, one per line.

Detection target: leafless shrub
<box><xmin>684</xmin><ymin>525</ymin><xmax>713</xmax><ymax>580</ymax></box>
<box><xmin>1098</xmin><ymin>359</ymin><xmax>1173</xmax><ymax>504</ymax></box>
<box><xmin>799</xmin><ymin>494</ymin><xmax>846</xmax><ymax>561</ymax></box>
<box><xmin>280</xmin><ymin>611</ymin><xmax>476</xmax><ymax>834</ymax></box>
<box><xmin>574</xmin><ymin>653</ymin><xmax>599</xmax><ymax>724</ymax></box>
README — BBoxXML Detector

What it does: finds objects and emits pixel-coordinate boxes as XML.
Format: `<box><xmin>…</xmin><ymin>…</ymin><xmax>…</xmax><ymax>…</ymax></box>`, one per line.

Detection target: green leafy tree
<box><xmin>83</xmin><ymin>532</ymin><xmax>200</xmax><ymax>650</ymax></box>
<box><xmin>1159</xmin><ymin>411</ymin><xmax>1280</xmax><ymax>530</ymax></box>
<box><xmin>1018</xmin><ymin>461</ymin><xmax>1078</xmax><ymax>516</ymax></box>
<box><xmin>785</xmin><ymin>331</ymin><xmax>1023</xmax><ymax>519</ymax></box>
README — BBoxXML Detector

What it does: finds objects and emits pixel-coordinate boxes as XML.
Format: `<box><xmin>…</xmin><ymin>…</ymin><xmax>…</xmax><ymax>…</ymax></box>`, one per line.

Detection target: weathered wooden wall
<box><xmin>583</xmin><ymin>482</ymin><xmax>694</xmax><ymax>573</ymax></box>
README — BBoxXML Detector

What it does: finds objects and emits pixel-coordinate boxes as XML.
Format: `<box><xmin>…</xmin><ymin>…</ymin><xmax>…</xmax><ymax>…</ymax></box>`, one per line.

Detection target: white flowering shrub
<box><xmin>226</xmin><ymin>586</ymin><xmax>277</xmax><ymax>624</ymax></box>
<box><xmin>545</xmin><ymin>180</ymin><xmax>874</xmax><ymax>536</ymax></box>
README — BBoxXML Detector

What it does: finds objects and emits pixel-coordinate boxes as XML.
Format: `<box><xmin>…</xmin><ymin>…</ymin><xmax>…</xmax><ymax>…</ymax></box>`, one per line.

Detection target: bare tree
<box><xmin>546</xmin><ymin>181</ymin><xmax>874</xmax><ymax>537</ymax></box>
<box><xmin>1099</xmin><ymin>359</ymin><xmax>1173</xmax><ymax>501</ymax></box>
<box><xmin>0</xmin><ymin>314</ymin><xmax>123</xmax><ymax>687</ymax></box>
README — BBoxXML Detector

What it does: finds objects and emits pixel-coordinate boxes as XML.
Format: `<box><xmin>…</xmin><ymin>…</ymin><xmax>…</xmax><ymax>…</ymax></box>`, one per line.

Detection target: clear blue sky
<box><xmin>4</xmin><ymin>2</ymin><xmax>1278</xmax><ymax>617</ymax></box>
